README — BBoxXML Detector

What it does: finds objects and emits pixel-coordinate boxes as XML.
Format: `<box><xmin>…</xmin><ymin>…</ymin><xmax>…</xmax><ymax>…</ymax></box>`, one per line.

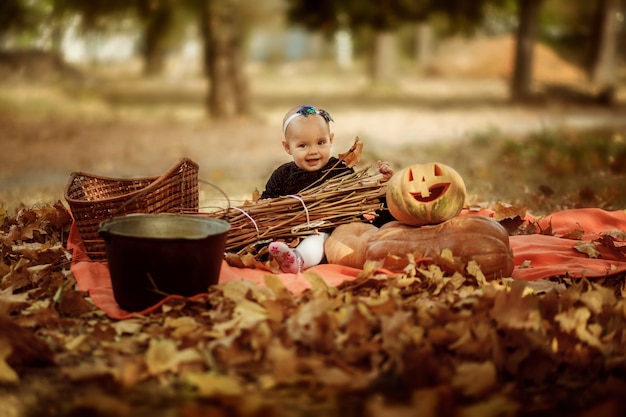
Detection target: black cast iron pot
<box><xmin>99</xmin><ymin>213</ymin><xmax>230</xmax><ymax>312</ymax></box>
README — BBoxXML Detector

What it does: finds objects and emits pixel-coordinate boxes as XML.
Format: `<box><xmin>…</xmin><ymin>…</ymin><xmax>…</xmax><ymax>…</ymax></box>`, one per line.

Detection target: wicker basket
<box><xmin>65</xmin><ymin>158</ymin><xmax>200</xmax><ymax>260</ymax></box>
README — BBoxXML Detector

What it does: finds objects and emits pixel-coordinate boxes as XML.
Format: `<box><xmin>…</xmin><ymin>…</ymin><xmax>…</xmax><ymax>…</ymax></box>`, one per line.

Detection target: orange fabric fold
<box><xmin>68</xmin><ymin>208</ymin><xmax>626</xmax><ymax>320</ymax></box>
<box><xmin>68</xmin><ymin>221</ymin><xmax>365</xmax><ymax>319</ymax></box>
<box><xmin>510</xmin><ymin>208</ymin><xmax>626</xmax><ymax>281</ymax></box>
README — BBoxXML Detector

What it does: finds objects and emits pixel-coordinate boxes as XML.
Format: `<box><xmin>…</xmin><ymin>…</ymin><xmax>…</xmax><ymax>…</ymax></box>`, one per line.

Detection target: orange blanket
<box><xmin>68</xmin><ymin>208</ymin><xmax>626</xmax><ymax>320</ymax></box>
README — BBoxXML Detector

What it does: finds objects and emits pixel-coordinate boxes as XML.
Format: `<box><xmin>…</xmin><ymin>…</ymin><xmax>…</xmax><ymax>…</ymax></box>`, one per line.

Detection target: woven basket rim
<box><xmin>64</xmin><ymin>157</ymin><xmax>199</xmax><ymax>205</ymax></box>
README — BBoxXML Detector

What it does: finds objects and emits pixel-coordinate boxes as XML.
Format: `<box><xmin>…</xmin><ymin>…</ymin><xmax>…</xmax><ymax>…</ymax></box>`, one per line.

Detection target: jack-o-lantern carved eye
<box><xmin>408</xmin><ymin>164</ymin><xmax>442</xmax><ymax>181</ymax></box>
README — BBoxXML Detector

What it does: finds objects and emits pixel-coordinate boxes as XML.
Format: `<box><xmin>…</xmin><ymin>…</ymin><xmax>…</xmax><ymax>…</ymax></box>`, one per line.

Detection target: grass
<box><xmin>386</xmin><ymin>127</ymin><xmax>626</xmax><ymax>215</ymax></box>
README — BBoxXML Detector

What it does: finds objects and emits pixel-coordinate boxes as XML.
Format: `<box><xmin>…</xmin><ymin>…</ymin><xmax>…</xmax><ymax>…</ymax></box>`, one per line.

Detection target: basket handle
<box><xmin>198</xmin><ymin>179</ymin><xmax>231</xmax><ymax>216</ymax></box>
<box><xmin>114</xmin><ymin>177</ymin><xmax>230</xmax><ymax>217</ymax></box>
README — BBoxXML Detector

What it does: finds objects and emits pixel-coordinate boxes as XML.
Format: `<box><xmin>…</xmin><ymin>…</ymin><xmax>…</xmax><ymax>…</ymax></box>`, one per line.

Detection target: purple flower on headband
<box><xmin>296</xmin><ymin>105</ymin><xmax>334</xmax><ymax>123</ymax></box>
<box><xmin>297</xmin><ymin>105</ymin><xmax>317</xmax><ymax>116</ymax></box>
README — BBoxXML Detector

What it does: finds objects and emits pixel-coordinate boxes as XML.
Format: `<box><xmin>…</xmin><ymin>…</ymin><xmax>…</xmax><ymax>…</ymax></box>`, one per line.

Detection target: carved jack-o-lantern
<box><xmin>386</xmin><ymin>162</ymin><xmax>466</xmax><ymax>226</ymax></box>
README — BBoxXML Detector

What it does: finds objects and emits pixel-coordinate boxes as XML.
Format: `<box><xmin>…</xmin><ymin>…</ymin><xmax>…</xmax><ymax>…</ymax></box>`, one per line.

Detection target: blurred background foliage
<box><xmin>0</xmin><ymin>0</ymin><xmax>623</xmax><ymax>116</ymax></box>
<box><xmin>0</xmin><ymin>0</ymin><xmax>624</xmax><ymax>213</ymax></box>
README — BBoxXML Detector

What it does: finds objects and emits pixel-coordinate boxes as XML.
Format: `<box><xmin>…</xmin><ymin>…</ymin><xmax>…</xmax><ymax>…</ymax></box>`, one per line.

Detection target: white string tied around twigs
<box><xmin>206</xmin><ymin>167</ymin><xmax>388</xmax><ymax>253</ymax></box>
<box><xmin>286</xmin><ymin>194</ymin><xmax>311</xmax><ymax>229</ymax></box>
<box><xmin>230</xmin><ymin>206</ymin><xmax>260</xmax><ymax>242</ymax></box>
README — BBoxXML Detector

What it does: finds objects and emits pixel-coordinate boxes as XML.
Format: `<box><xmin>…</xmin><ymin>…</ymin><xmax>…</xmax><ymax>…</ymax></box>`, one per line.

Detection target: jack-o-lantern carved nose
<box><xmin>417</xmin><ymin>175</ymin><xmax>431</xmax><ymax>198</ymax></box>
<box><xmin>413</xmin><ymin>184</ymin><xmax>448</xmax><ymax>202</ymax></box>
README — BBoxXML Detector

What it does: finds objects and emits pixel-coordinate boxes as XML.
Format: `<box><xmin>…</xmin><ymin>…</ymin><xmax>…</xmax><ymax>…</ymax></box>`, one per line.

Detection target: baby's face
<box><xmin>283</xmin><ymin>115</ymin><xmax>334</xmax><ymax>172</ymax></box>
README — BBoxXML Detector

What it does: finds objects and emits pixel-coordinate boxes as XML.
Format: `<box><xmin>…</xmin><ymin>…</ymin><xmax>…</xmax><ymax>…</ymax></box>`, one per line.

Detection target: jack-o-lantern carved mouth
<box><xmin>410</xmin><ymin>183</ymin><xmax>450</xmax><ymax>203</ymax></box>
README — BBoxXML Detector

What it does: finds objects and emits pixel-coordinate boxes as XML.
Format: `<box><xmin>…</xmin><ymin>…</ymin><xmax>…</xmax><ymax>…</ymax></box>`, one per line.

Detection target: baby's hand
<box><xmin>376</xmin><ymin>160</ymin><xmax>393</xmax><ymax>181</ymax></box>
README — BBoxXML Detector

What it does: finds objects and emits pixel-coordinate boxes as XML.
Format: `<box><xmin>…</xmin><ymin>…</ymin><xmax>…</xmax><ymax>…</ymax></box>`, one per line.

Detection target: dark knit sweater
<box><xmin>260</xmin><ymin>157</ymin><xmax>353</xmax><ymax>199</ymax></box>
<box><xmin>260</xmin><ymin>156</ymin><xmax>394</xmax><ymax>227</ymax></box>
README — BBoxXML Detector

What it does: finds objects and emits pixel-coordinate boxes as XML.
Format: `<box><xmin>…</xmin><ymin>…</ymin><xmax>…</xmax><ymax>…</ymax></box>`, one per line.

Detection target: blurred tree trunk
<box><xmin>200</xmin><ymin>0</ymin><xmax>249</xmax><ymax>119</ymax></box>
<box><xmin>48</xmin><ymin>3</ymin><xmax>65</xmax><ymax>54</ymax></box>
<box><xmin>414</xmin><ymin>23</ymin><xmax>433</xmax><ymax>71</ymax></box>
<box><xmin>588</xmin><ymin>0</ymin><xmax>620</xmax><ymax>104</ymax></box>
<box><xmin>371</xmin><ymin>31</ymin><xmax>397</xmax><ymax>86</ymax></box>
<box><xmin>511</xmin><ymin>0</ymin><xmax>543</xmax><ymax>102</ymax></box>
<box><xmin>138</xmin><ymin>0</ymin><xmax>174</xmax><ymax>77</ymax></box>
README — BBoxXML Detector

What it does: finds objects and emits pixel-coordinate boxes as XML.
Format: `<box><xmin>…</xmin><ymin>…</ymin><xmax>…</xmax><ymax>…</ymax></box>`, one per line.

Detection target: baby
<box><xmin>261</xmin><ymin>104</ymin><xmax>393</xmax><ymax>273</ymax></box>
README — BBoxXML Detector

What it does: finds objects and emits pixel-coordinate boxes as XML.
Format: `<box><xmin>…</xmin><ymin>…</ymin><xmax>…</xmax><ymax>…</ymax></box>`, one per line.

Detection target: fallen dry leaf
<box><xmin>574</xmin><ymin>240</ymin><xmax>601</xmax><ymax>258</ymax></box>
<box><xmin>0</xmin><ymin>338</ymin><xmax>19</xmax><ymax>383</ymax></box>
<box><xmin>2</xmin><ymin>203</ymin><xmax>626</xmax><ymax>416</ymax></box>
<box><xmin>186</xmin><ymin>373</ymin><xmax>244</xmax><ymax>397</ymax></box>
<box><xmin>337</xmin><ymin>136</ymin><xmax>364</xmax><ymax>168</ymax></box>
<box><xmin>451</xmin><ymin>361</ymin><xmax>497</xmax><ymax>397</ymax></box>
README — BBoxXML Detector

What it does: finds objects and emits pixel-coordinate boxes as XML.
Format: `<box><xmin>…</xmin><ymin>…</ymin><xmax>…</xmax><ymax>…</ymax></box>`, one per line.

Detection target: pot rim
<box><xmin>98</xmin><ymin>213</ymin><xmax>230</xmax><ymax>240</ymax></box>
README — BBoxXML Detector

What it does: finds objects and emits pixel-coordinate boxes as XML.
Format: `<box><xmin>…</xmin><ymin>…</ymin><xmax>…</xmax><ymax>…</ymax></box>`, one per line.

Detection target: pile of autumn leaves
<box><xmin>2</xmin><ymin>203</ymin><xmax>626</xmax><ymax>416</ymax></box>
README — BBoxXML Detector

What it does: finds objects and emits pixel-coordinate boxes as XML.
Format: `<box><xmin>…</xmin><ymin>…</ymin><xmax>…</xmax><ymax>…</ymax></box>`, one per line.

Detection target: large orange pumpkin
<box><xmin>386</xmin><ymin>162</ymin><xmax>466</xmax><ymax>226</ymax></box>
<box><xmin>325</xmin><ymin>222</ymin><xmax>379</xmax><ymax>268</ymax></box>
<box><xmin>365</xmin><ymin>215</ymin><xmax>514</xmax><ymax>280</ymax></box>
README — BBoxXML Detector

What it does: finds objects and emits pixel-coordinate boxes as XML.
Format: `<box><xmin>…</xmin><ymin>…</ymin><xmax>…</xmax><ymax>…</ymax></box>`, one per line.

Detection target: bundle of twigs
<box><xmin>205</xmin><ymin>138</ymin><xmax>388</xmax><ymax>253</ymax></box>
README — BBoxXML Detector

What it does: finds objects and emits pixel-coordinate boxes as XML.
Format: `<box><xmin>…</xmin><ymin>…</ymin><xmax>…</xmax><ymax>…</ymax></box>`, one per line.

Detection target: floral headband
<box><xmin>282</xmin><ymin>105</ymin><xmax>334</xmax><ymax>134</ymax></box>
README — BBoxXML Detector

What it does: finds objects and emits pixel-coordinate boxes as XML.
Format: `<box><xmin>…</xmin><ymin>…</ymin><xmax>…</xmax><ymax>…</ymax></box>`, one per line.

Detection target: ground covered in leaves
<box><xmin>2</xmin><ymin>200</ymin><xmax>626</xmax><ymax>417</ymax></box>
<box><xmin>1</xmin><ymin>53</ymin><xmax>626</xmax><ymax>416</ymax></box>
